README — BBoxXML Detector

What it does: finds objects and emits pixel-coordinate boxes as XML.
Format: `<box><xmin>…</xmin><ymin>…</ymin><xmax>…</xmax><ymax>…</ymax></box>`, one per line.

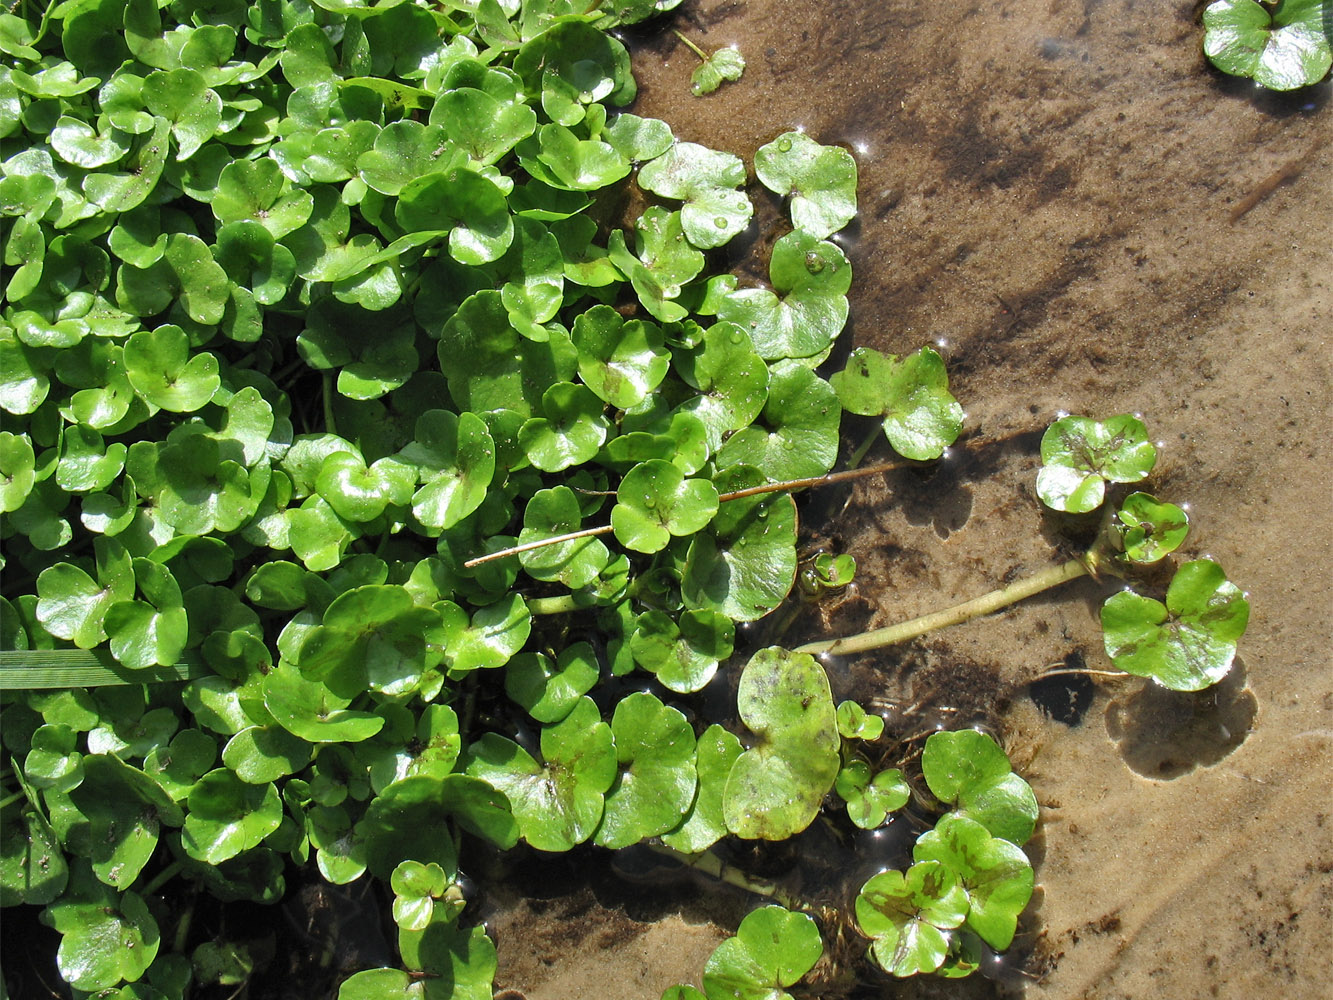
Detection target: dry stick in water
<box><xmin>462</xmin><ymin>461</ymin><xmax>908</xmax><ymax>570</ymax></box>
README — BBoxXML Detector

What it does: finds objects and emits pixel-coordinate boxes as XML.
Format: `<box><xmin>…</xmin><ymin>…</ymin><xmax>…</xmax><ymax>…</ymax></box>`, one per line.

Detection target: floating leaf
<box><xmin>855</xmin><ymin>862</ymin><xmax>968</xmax><ymax>978</ymax></box>
<box><xmin>123</xmin><ymin>325</ymin><xmax>220</xmax><ymax>413</ymax></box>
<box><xmin>835</xmin><ymin>761</ymin><xmax>910</xmax><ymax>829</ymax></box>
<box><xmin>722</xmin><ymin>647</ymin><xmax>840</xmax><ymax>840</ymax></box>
<box><xmin>702</xmin><ymin>906</ymin><xmax>822</xmax><ymax>1000</ymax></box>
<box><xmin>754</xmin><ymin>131</ymin><xmax>858</xmax><ymax>238</ymax></box>
<box><xmin>612</xmin><ymin>460</ymin><xmax>720</xmax><ymax>554</ymax></box>
<box><xmin>717</xmin><ymin>230</ymin><xmax>850</xmax><ymax>362</ymax></box>
<box><xmin>629</xmin><ymin>608</ymin><xmax>734</xmax><ymax>693</ymax></box>
<box><xmin>1203</xmin><ymin>0</ymin><xmax>1332</xmax><ymax>90</ymax></box>
<box><xmin>1115</xmin><ymin>491</ymin><xmax>1189</xmax><ymax>564</ymax></box>
<box><xmin>505</xmin><ymin>642</ymin><xmax>600</xmax><ymax>724</ymax></box>
<box><xmin>1035</xmin><ymin>413</ymin><xmax>1156</xmax><ymax>514</ymax></box>
<box><xmin>517</xmin><ymin>485</ymin><xmax>611</xmax><ymax>589</ymax></box>
<box><xmin>637</xmin><ymin>142</ymin><xmax>751</xmax><ymax>249</ymax></box>
<box><xmin>913</xmin><ymin>813</ymin><xmax>1034</xmax><ymax>951</ymax></box>
<box><xmin>1101</xmin><ymin>558</ymin><xmax>1250</xmax><ymax>691</ymax></box>
<box><xmin>594</xmin><ymin>691</ymin><xmax>697</xmax><ymax>849</ymax></box>
<box><xmin>717</xmin><ymin>362</ymin><xmax>841</xmax><ymax>479</ymax></box>
<box><xmin>921</xmin><ymin>730</ymin><xmax>1038</xmax><ymax>845</ymax></box>
<box><xmin>660</xmin><ymin>723</ymin><xmax>742</xmax><ymax>854</ymax></box>
<box><xmin>181</xmin><ymin>769</ymin><xmax>283</xmax><ymax>864</ymax></box>
<box><xmin>690</xmin><ymin>47</ymin><xmax>745</xmax><ymax>96</ymax></box>
<box><xmin>830</xmin><ymin>346</ymin><xmax>962</xmax><ymax>461</ymax></box>
<box><xmin>571</xmin><ymin>305</ymin><xmax>670</xmax><ymax>408</ymax></box>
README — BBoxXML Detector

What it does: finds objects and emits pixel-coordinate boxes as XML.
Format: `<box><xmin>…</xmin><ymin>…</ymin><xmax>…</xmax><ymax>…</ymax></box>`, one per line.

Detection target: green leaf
<box><xmin>181</xmin><ymin>769</ymin><xmax>282</xmax><ymax>864</ymax></box>
<box><xmin>690</xmin><ymin>47</ymin><xmax>745</xmax><ymax>96</ymax></box>
<box><xmin>221</xmin><ymin>725</ymin><xmax>313</xmax><ymax>784</ymax></box>
<box><xmin>722</xmin><ymin>647</ymin><xmax>840</xmax><ymax>840</ymax></box>
<box><xmin>754</xmin><ymin>131</ymin><xmax>858</xmax><ymax>238</ymax></box>
<box><xmin>717</xmin><ymin>230</ymin><xmax>851</xmax><ymax>362</ymax></box>
<box><xmin>672</xmin><ymin>323</ymin><xmax>769</xmax><ymax>454</ymax></box>
<box><xmin>41</xmin><ymin>866</ymin><xmax>159</xmax><ymax>991</ymax></box>
<box><xmin>512</xmin><ymin>485</ymin><xmax>608</xmax><ymax>588</ymax></box>
<box><xmin>505</xmin><ymin>642</ymin><xmax>600</xmax><ymax>723</ymax></box>
<box><xmin>442</xmin><ymin>592</ymin><xmax>531</xmax><ymax>672</ymax></box>
<box><xmin>0</xmin><ymin>430</ymin><xmax>35</xmax><ymax>512</ymax></box>
<box><xmin>835</xmin><ymin>699</ymin><xmax>883</xmax><ymax>740</ymax></box>
<box><xmin>1115</xmin><ymin>491</ymin><xmax>1189</xmax><ymax>564</ymax></box>
<box><xmin>612</xmin><ymin>460</ymin><xmax>719</xmax><ymax>554</ymax></box>
<box><xmin>701</xmin><ymin>906</ymin><xmax>822</xmax><ymax>1000</ymax></box>
<box><xmin>835</xmin><ymin>760</ymin><xmax>910</xmax><ymax>829</ymax></box>
<box><xmin>629</xmin><ymin>608</ymin><xmax>734</xmax><ymax>694</ymax></box>
<box><xmin>433</xmin><ymin>87</ymin><xmax>537</xmax><ymax>165</ymax></box>
<box><xmin>463</xmin><ymin>697</ymin><xmax>616</xmax><ymax>852</ymax></box>
<box><xmin>36</xmin><ymin>538</ymin><xmax>135</xmax><ymax>648</ymax></box>
<box><xmin>572</xmin><ymin>305</ymin><xmax>670</xmax><ymax>408</ymax></box>
<box><xmin>67</xmin><ymin>754</ymin><xmax>182</xmax><ymax>888</ymax></box>
<box><xmin>830</xmin><ymin>346</ymin><xmax>963</xmax><ymax>461</ymax></box>
<box><xmin>594</xmin><ymin>692</ymin><xmax>696</xmax><ymax>849</ymax></box>
<box><xmin>1101</xmin><ymin>558</ymin><xmax>1250</xmax><ymax>691</ymax></box>
<box><xmin>316</xmin><ymin>451</ymin><xmax>415</xmax><ymax>522</ymax></box>
<box><xmin>518</xmin><ymin>381</ymin><xmax>611</xmax><ymax>472</ymax></box>
<box><xmin>854</xmin><ymin>861</ymin><xmax>968</xmax><ymax>978</ymax></box>
<box><xmin>682</xmin><ymin>466</ymin><xmax>796</xmax><ymax>624</ymax></box>
<box><xmin>402</xmin><ymin>410</ymin><xmax>496</xmax><ymax>532</ymax></box>
<box><xmin>1035</xmin><ymin>413</ymin><xmax>1156</xmax><ymax>513</ymax></box>
<box><xmin>660</xmin><ymin>723</ymin><xmax>742</xmax><ymax>854</ymax></box>
<box><xmin>913</xmin><ymin>813</ymin><xmax>1034</xmax><ymax>951</ymax></box>
<box><xmin>637</xmin><ymin>142</ymin><xmax>751</xmax><ymax>249</ymax></box>
<box><xmin>141</xmin><ymin>68</ymin><xmax>222</xmax><ymax>160</ymax></box>
<box><xmin>1203</xmin><ymin>0</ymin><xmax>1332</xmax><ymax>90</ymax></box>
<box><xmin>921</xmin><ymin>730</ymin><xmax>1038</xmax><ymax>845</ymax></box>
<box><xmin>123</xmin><ymin>325</ymin><xmax>220</xmax><ymax>412</ymax></box>
<box><xmin>396</xmin><ymin>169</ymin><xmax>514</xmax><ymax>266</ymax></box>
<box><xmin>717</xmin><ymin>362</ymin><xmax>841</xmax><ymax>478</ymax></box>
<box><xmin>263</xmin><ymin>661</ymin><xmax>385</xmax><ymax>743</ymax></box>
<box><xmin>354</xmin><ymin>775</ymin><xmax>459</xmax><ymax>880</ymax></box>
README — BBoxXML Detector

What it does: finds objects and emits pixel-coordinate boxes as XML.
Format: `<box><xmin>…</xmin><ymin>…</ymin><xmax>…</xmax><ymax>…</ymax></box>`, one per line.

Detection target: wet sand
<box><xmin>490</xmin><ymin>1</ymin><xmax>1332</xmax><ymax>997</ymax></box>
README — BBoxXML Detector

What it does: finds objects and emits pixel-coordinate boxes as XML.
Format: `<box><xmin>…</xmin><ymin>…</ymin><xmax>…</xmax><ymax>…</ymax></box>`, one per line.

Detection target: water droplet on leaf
<box><xmin>804</xmin><ymin>252</ymin><xmax>825</xmax><ymax>275</ymax></box>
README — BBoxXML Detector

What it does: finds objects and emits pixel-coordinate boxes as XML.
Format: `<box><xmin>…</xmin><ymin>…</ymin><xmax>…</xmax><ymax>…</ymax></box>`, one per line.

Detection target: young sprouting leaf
<box><xmin>835</xmin><ymin>761</ymin><xmax>910</xmax><ymax>830</ymax></box>
<box><xmin>683</xmin><ymin>465</ymin><xmax>797</xmax><ymax>623</ymax></box>
<box><xmin>637</xmin><ymin>142</ymin><xmax>752</xmax><ymax>249</ymax></box>
<box><xmin>40</xmin><ymin>866</ymin><xmax>160</xmax><ymax>992</ymax></box>
<box><xmin>723</xmin><ymin>648</ymin><xmax>840</xmax><ymax>840</ymax></box>
<box><xmin>1035</xmin><ymin>413</ymin><xmax>1156</xmax><ymax>514</ymax></box>
<box><xmin>754</xmin><ymin>131</ymin><xmax>858</xmax><ymax>239</ymax></box>
<box><xmin>181</xmin><ymin>768</ymin><xmax>283</xmax><ymax>864</ymax></box>
<box><xmin>855</xmin><ymin>861</ymin><xmax>968</xmax><ymax>978</ymax></box>
<box><xmin>516</xmin><ymin>485</ymin><xmax>611</xmax><ymax>588</ymax></box>
<box><xmin>612</xmin><ymin>460</ymin><xmax>720</xmax><ymax>554</ymax></box>
<box><xmin>391</xmin><ymin>861</ymin><xmax>464</xmax><ymax>932</ymax></box>
<box><xmin>1101</xmin><ymin>558</ymin><xmax>1250</xmax><ymax>691</ymax></box>
<box><xmin>830</xmin><ymin>346</ymin><xmax>963</xmax><ymax>461</ymax></box>
<box><xmin>716</xmin><ymin>362</ymin><xmax>841</xmax><ymax>479</ymax></box>
<box><xmin>463</xmin><ymin>696</ymin><xmax>616</xmax><ymax>852</ymax></box>
<box><xmin>630</xmin><ymin>608</ymin><xmax>734</xmax><ymax>693</ymax></box>
<box><xmin>701</xmin><ymin>906</ymin><xmax>822</xmax><ymax>1000</ymax></box>
<box><xmin>505</xmin><ymin>642</ymin><xmax>600</xmax><ymax>723</ymax></box>
<box><xmin>835</xmin><ymin>699</ymin><xmax>884</xmax><ymax>741</ymax></box>
<box><xmin>1115</xmin><ymin>491</ymin><xmax>1189</xmax><ymax>564</ymax></box>
<box><xmin>920</xmin><ymin>730</ymin><xmax>1038</xmax><ymax>846</ymax></box>
<box><xmin>594</xmin><ymin>691</ymin><xmax>697</xmax><ymax>849</ymax></box>
<box><xmin>717</xmin><ymin>230</ymin><xmax>851</xmax><ymax>362</ymax></box>
<box><xmin>572</xmin><ymin>305</ymin><xmax>671</xmax><ymax>409</ymax></box>
<box><xmin>690</xmin><ymin>46</ymin><xmax>745</xmax><ymax>96</ymax></box>
<box><xmin>1203</xmin><ymin>0</ymin><xmax>1332</xmax><ymax>90</ymax></box>
<box><xmin>660</xmin><ymin>723</ymin><xmax>743</xmax><ymax>854</ymax></box>
<box><xmin>123</xmin><ymin>325</ymin><xmax>220</xmax><ymax>413</ymax></box>
<box><xmin>913</xmin><ymin>813</ymin><xmax>1034</xmax><ymax>951</ymax></box>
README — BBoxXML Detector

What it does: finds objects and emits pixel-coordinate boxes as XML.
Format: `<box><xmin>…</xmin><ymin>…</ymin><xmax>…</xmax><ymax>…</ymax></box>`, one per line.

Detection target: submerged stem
<box><xmin>794</xmin><ymin>557</ymin><xmax>1091</xmax><ymax>656</ymax></box>
<box><xmin>673</xmin><ymin>29</ymin><xmax>709</xmax><ymax>62</ymax></box>
<box><xmin>646</xmin><ymin>842</ymin><xmax>803</xmax><ymax>910</ymax></box>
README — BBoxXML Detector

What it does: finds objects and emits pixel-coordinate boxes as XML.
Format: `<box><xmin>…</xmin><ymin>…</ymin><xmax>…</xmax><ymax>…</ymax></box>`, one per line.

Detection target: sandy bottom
<box><xmin>488</xmin><ymin>1</ymin><xmax>1332</xmax><ymax>998</ymax></box>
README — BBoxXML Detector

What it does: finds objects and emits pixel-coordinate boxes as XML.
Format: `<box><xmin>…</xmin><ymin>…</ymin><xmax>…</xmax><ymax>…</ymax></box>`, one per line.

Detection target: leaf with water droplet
<box><xmin>690</xmin><ymin>46</ymin><xmax>746</xmax><ymax>96</ymax></box>
<box><xmin>612</xmin><ymin>460</ymin><xmax>720</xmax><ymax>554</ymax></box>
<box><xmin>716</xmin><ymin>361</ymin><xmax>841</xmax><ymax>479</ymax></box>
<box><xmin>637</xmin><ymin>142</ymin><xmax>752</xmax><ymax>249</ymax></box>
<box><xmin>754</xmin><ymin>131</ymin><xmax>858</xmax><ymax>238</ymax></box>
<box><xmin>1203</xmin><ymin>0</ymin><xmax>1332</xmax><ymax>90</ymax></box>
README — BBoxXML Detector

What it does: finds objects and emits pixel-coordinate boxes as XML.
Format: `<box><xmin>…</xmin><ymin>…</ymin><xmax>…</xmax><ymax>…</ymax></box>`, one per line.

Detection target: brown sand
<box><xmin>488</xmin><ymin>2</ymin><xmax>1332</xmax><ymax>997</ymax></box>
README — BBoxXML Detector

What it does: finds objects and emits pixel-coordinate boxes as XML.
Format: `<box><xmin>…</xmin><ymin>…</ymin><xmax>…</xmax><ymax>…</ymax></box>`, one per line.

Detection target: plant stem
<box><xmin>462</xmin><ymin>461</ymin><xmax>905</xmax><ymax>570</ymax></box>
<box><xmin>526</xmin><ymin>593</ymin><xmax>584</xmax><ymax>616</ymax></box>
<box><xmin>673</xmin><ymin>29</ymin><xmax>709</xmax><ymax>62</ymax></box>
<box><xmin>321</xmin><ymin>373</ymin><xmax>337</xmax><ymax>436</ymax></box>
<box><xmin>142</xmin><ymin>860</ymin><xmax>183</xmax><ymax>897</ymax></box>
<box><xmin>0</xmin><ymin>791</ymin><xmax>22</xmax><ymax>811</ymax></box>
<box><xmin>646</xmin><ymin>843</ymin><xmax>803</xmax><ymax>910</ymax></box>
<box><xmin>794</xmin><ymin>557</ymin><xmax>1091</xmax><ymax>657</ymax></box>
<box><xmin>846</xmin><ymin>426</ymin><xmax>880</xmax><ymax>470</ymax></box>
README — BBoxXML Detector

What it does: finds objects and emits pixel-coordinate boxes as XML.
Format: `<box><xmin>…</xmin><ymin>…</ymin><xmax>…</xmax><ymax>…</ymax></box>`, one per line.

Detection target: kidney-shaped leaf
<box><xmin>702</xmin><ymin>905</ymin><xmax>823</xmax><ymax>1000</ymax></box>
<box><xmin>1035</xmin><ymin>413</ymin><xmax>1156</xmax><ymax>513</ymax></box>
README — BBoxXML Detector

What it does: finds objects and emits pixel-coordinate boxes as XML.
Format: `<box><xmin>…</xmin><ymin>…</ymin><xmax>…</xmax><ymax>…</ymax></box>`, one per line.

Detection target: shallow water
<box><xmin>490</xmin><ymin>1</ymin><xmax>1333</xmax><ymax>997</ymax></box>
